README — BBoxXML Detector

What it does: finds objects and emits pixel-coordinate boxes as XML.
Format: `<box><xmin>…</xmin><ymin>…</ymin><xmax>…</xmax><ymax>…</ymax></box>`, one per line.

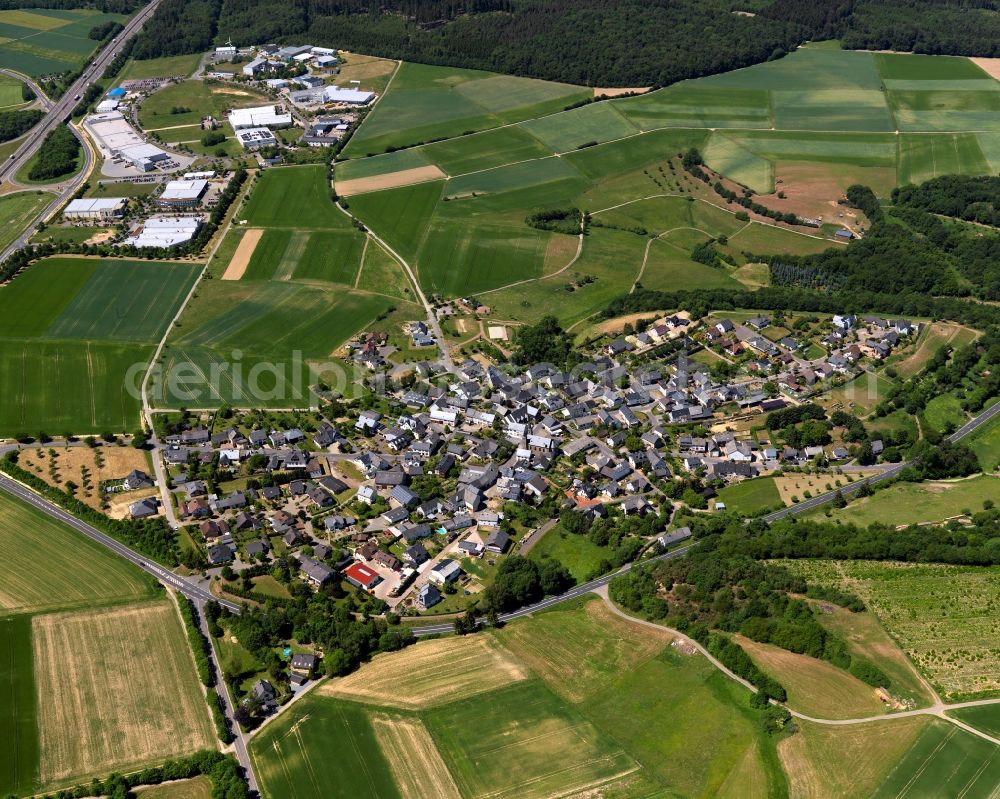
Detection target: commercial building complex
<box><xmin>63</xmin><ymin>198</ymin><xmax>127</xmax><ymax>222</ymax></box>
<box><xmin>123</xmin><ymin>216</ymin><xmax>202</xmax><ymax>248</ymax></box>
<box><xmin>228</xmin><ymin>105</ymin><xmax>293</xmax><ymax>129</ymax></box>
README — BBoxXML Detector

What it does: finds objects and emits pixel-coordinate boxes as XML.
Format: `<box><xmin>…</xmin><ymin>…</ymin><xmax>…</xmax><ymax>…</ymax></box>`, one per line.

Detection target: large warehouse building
<box><xmin>123</xmin><ymin>216</ymin><xmax>202</xmax><ymax>248</ymax></box>
<box><xmin>86</xmin><ymin>111</ymin><xmax>171</xmax><ymax>171</ymax></box>
<box><xmin>158</xmin><ymin>179</ymin><xmax>208</xmax><ymax>207</ymax></box>
<box><xmin>63</xmin><ymin>197</ymin><xmax>127</xmax><ymax>221</ymax></box>
<box><xmin>228</xmin><ymin>105</ymin><xmax>292</xmax><ymax>129</ymax></box>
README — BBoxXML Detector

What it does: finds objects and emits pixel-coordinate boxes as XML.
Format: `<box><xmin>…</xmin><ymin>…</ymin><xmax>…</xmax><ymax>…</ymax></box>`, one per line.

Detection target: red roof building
<box><xmin>344</xmin><ymin>561</ymin><xmax>382</xmax><ymax>592</ymax></box>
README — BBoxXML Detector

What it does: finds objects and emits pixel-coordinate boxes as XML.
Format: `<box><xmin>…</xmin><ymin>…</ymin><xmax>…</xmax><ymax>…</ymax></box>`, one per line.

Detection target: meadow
<box><xmin>0</xmin><ymin>192</ymin><xmax>53</xmax><ymax>252</ymax></box>
<box><xmin>717</xmin><ymin>476</ymin><xmax>783</xmax><ymax>514</ymax></box>
<box><xmin>0</xmin><ymin>614</ymin><xmax>37</xmax><ymax>798</ymax></box>
<box><xmin>829</xmin><ymin>475</ymin><xmax>999</xmax><ymax>526</ymax></box>
<box><xmin>871</xmin><ymin>719</ymin><xmax>1000</xmax><ymax>798</ymax></box>
<box><xmin>779</xmin><ymin>559</ymin><xmax>1000</xmax><ymax>699</ymax></box>
<box><xmin>341</xmin><ymin>61</ymin><xmax>590</xmax><ymax>157</ymax></box>
<box><xmin>526</xmin><ymin>525</ymin><xmax>608</xmax><ymax>583</ymax></box>
<box><xmin>336</xmin><ymin>47</ymin><xmax>1000</xmax><ymax>316</ymax></box>
<box><xmin>0</xmin><ymin>257</ymin><xmax>199</xmax><ymax>434</ymax></box>
<box><xmin>0</xmin><ymin>8</ymin><xmax>125</xmax><ymax>76</ymax></box>
<box><xmin>153</xmin><ymin>163</ymin><xmax>418</xmax><ymax>408</ymax></box>
<box><xmin>252</xmin><ymin>596</ymin><xmax>785</xmax><ymax>799</ymax></box>
<box><xmin>0</xmin><ymin>490</ymin><xmax>156</xmax><ymax>614</ymax></box>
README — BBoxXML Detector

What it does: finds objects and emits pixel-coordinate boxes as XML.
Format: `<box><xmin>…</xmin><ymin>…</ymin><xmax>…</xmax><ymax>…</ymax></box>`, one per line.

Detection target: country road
<box><xmin>0</xmin><ymin>0</ymin><xmax>162</xmax><ymax>260</ymax></box>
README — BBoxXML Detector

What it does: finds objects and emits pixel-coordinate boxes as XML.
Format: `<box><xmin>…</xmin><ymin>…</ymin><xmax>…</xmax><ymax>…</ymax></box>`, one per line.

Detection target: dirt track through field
<box><xmin>321</xmin><ymin>634</ymin><xmax>528</xmax><ymax>708</ymax></box>
<box><xmin>337</xmin><ymin>165</ymin><xmax>446</xmax><ymax>197</ymax></box>
<box><xmin>33</xmin><ymin>602</ymin><xmax>216</xmax><ymax>785</ymax></box>
<box><xmin>221</xmin><ymin>228</ymin><xmax>263</xmax><ymax>280</ymax></box>
<box><xmin>372</xmin><ymin>714</ymin><xmax>461</xmax><ymax>799</ymax></box>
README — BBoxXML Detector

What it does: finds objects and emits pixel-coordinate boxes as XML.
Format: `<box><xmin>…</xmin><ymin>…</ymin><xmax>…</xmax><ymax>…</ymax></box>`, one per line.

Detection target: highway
<box><xmin>0</xmin><ymin>0</ymin><xmax>161</xmax><ymax>259</ymax></box>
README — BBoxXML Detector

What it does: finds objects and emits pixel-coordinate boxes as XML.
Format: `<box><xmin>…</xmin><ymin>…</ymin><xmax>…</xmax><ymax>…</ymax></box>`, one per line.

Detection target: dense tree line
<box><xmin>177</xmin><ymin>597</ymin><xmax>233</xmax><ymax>743</ymax></box>
<box><xmin>894</xmin><ymin>174</ymin><xmax>1000</xmax><ymax>226</ymax></box>
<box><xmin>133</xmin><ymin>0</ymin><xmax>221</xmax><ymax>59</ymax></box>
<box><xmin>89</xmin><ymin>19</ymin><xmax>122</xmax><ymax>39</ymax></box>
<box><xmin>1</xmin><ymin>452</ymin><xmax>180</xmax><ymax>565</ymax></box>
<box><xmin>603</xmin><ymin>284</ymin><xmax>1000</xmax><ymax>333</ymax></box>
<box><xmin>841</xmin><ymin>0</ymin><xmax>1000</xmax><ymax>56</ymax></box>
<box><xmin>30</xmin><ymin>750</ymin><xmax>249</xmax><ymax>799</ymax></box>
<box><xmin>27</xmin><ymin>125</ymin><xmax>80</xmax><ymax>182</ymax></box>
<box><xmin>0</xmin><ymin>109</ymin><xmax>42</xmax><ymax>143</ymax></box>
<box><xmin>845</xmin><ymin>183</ymin><xmax>882</xmax><ymax>224</ymax></box>
<box><xmin>525</xmin><ymin>207</ymin><xmax>582</xmax><ymax>235</ymax></box>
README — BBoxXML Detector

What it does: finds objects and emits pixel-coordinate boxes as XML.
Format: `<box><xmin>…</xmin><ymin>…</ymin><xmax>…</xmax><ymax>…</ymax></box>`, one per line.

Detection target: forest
<box><xmin>129</xmin><ymin>0</ymin><xmax>1000</xmax><ymax>85</ymax></box>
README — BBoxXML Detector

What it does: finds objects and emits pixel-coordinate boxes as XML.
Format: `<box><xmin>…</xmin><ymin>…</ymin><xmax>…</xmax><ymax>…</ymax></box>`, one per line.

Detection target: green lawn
<box><xmin>241</xmin><ymin>165</ymin><xmax>351</xmax><ymax>229</ymax></box>
<box><xmin>0</xmin><ymin>614</ymin><xmax>37</xmax><ymax>797</ymax></box>
<box><xmin>970</xmin><ymin>410</ymin><xmax>1000</xmax><ymax>472</ymax></box>
<box><xmin>0</xmin><ymin>490</ymin><xmax>156</xmax><ymax>614</ymax></box>
<box><xmin>251</xmin><ymin>695</ymin><xmax>402</xmax><ymax>799</ymax></box>
<box><xmin>0</xmin><ymin>257</ymin><xmax>199</xmax><ymax>435</ymax></box>
<box><xmin>923</xmin><ymin>393</ymin><xmax>967</xmax><ymax>433</ymax></box>
<box><xmin>0</xmin><ymin>8</ymin><xmax>125</xmax><ymax>76</ymax></box>
<box><xmin>831</xmin><ymin>475</ymin><xmax>999</xmax><ymax>526</ymax></box>
<box><xmin>717</xmin><ymin>476</ymin><xmax>783</xmax><ymax>514</ymax></box>
<box><xmin>139</xmin><ymin>80</ymin><xmax>271</xmax><ymax>130</ymax></box>
<box><xmin>872</xmin><ymin>719</ymin><xmax>1000</xmax><ymax>799</ymax></box>
<box><xmin>528</xmin><ymin>526</ymin><xmax>608</xmax><ymax>583</ymax></box>
<box><xmin>0</xmin><ymin>191</ymin><xmax>53</xmax><ymax>252</ymax></box>
<box><xmin>118</xmin><ymin>53</ymin><xmax>202</xmax><ymax>81</ymax></box>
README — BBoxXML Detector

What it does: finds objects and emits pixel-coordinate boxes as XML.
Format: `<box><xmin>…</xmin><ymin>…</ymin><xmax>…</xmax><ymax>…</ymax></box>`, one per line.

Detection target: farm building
<box><xmin>64</xmin><ymin>197</ymin><xmax>127</xmax><ymax>221</ymax></box>
<box><xmin>158</xmin><ymin>179</ymin><xmax>208</xmax><ymax>207</ymax></box>
<box><xmin>324</xmin><ymin>86</ymin><xmax>375</xmax><ymax>105</ymax></box>
<box><xmin>344</xmin><ymin>562</ymin><xmax>382</xmax><ymax>593</ymax></box>
<box><xmin>228</xmin><ymin>105</ymin><xmax>292</xmax><ymax>129</ymax></box>
<box><xmin>122</xmin><ymin>216</ymin><xmax>201</xmax><ymax>248</ymax></box>
<box><xmin>236</xmin><ymin>127</ymin><xmax>277</xmax><ymax>149</ymax></box>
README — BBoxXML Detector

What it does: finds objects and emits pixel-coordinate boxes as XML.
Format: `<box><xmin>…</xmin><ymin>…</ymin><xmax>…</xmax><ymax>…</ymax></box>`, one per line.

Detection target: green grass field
<box><xmin>717</xmin><ymin>476</ymin><xmax>783</xmax><ymax>514</ymax></box>
<box><xmin>0</xmin><ymin>74</ymin><xmax>27</xmax><ymax>110</ymax></box>
<box><xmin>871</xmin><ymin>719</ymin><xmax>1000</xmax><ymax>798</ymax></box>
<box><xmin>0</xmin><ymin>191</ymin><xmax>53</xmax><ymax>253</ymax></box>
<box><xmin>527</xmin><ymin>526</ymin><xmax>607</xmax><ymax>583</ymax></box>
<box><xmin>0</xmin><ymin>614</ymin><xmax>37</xmax><ymax>797</ymax></box>
<box><xmin>947</xmin><ymin>705</ymin><xmax>1000</xmax><ymax>738</ymax></box>
<box><xmin>251</xmin><ymin>696</ymin><xmax>401</xmax><ymax>799</ymax></box>
<box><xmin>830</xmin><ymin>475</ymin><xmax>999</xmax><ymax>526</ymax></box>
<box><xmin>970</xmin><ymin>410</ymin><xmax>1000</xmax><ymax>472</ymax></box>
<box><xmin>138</xmin><ymin>80</ymin><xmax>272</xmax><ymax>130</ymax></box>
<box><xmin>0</xmin><ymin>8</ymin><xmax>125</xmax><ymax>76</ymax></box>
<box><xmin>0</xmin><ymin>490</ymin><xmax>156</xmax><ymax>614</ymax></box>
<box><xmin>923</xmin><ymin>393</ymin><xmax>967</xmax><ymax>433</ymax></box>
<box><xmin>342</xmin><ymin>62</ymin><xmax>589</xmax><ymax>157</ymax></box>
<box><xmin>118</xmin><ymin>53</ymin><xmax>202</xmax><ymax>81</ymax></box>
<box><xmin>252</xmin><ymin>596</ymin><xmax>785</xmax><ymax>798</ymax></box>
<box><xmin>0</xmin><ymin>257</ymin><xmax>199</xmax><ymax>434</ymax></box>
<box><xmin>241</xmin><ymin>165</ymin><xmax>350</xmax><ymax>229</ymax></box>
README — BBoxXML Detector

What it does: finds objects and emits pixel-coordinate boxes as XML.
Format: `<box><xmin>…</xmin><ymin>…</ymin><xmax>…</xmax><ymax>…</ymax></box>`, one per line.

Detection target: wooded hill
<box><xmin>128</xmin><ymin>0</ymin><xmax>1000</xmax><ymax>86</ymax></box>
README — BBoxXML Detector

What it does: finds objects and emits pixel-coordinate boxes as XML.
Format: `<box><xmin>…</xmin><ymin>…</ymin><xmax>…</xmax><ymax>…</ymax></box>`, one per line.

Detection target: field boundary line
<box><xmin>353</xmin><ymin>235</ymin><xmax>370</xmax><ymax>288</ymax></box>
<box><xmin>477</xmin><ymin>229</ymin><xmax>584</xmax><ymax>297</ymax></box>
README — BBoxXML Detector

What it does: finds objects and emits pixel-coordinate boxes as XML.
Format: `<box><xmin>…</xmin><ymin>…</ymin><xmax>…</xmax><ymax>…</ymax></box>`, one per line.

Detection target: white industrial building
<box><xmin>123</xmin><ymin>216</ymin><xmax>201</xmax><ymax>248</ymax></box>
<box><xmin>243</xmin><ymin>56</ymin><xmax>268</xmax><ymax>76</ymax></box>
<box><xmin>87</xmin><ymin>111</ymin><xmax>171</xmax><ymax>171</ymax></box>
<box><xmin>314</xmin><ymin>55</ymin><xmax>337</xmax><ymax>68</ymax></box>
<box><xmin>215</xmin><ymin>45</ymin><xmax>237</xmax><ymax>61</ymax></box>
<box><xmin>235</xmin><ymin>127</ymin><xmax>277</xmax><ymax>149</ymax></box>
<box><xmin>64</xmin><ymin>197</ymin><xmax>127</xmax><ymax>221</ymax></box>
<box><xmin>228</xmin><ymin>105</ymin><xmax>292</xmax><ymax>129</ymax></box>
<box><xmin>95</xmin><ymin>99</ymin><xmax>118</xmax><ymax>113</ymax></box>
<box><xmin>323</xmin><ymin>86</ymin><xmax>375</xmax><ymax>105</ymax></box>
<box><xmin>158</xmin><ymin>179</ymin><xmax>208</xmax><ymax>207</ymax></box>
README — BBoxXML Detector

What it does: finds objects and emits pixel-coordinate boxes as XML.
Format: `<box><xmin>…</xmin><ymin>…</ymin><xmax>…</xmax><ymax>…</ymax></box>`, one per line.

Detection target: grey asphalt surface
<box><xmin>0</xmin><ymin>0</ymin><xmax>162</xmax><ymax>260</ymax></box>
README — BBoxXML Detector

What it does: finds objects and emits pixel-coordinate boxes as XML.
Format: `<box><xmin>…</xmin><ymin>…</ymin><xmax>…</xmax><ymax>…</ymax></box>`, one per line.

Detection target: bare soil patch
<box><xmin>33</xmin><ymin>601</ymin><xmax>216</xmax><ymax>787</ymax></box>
<box><xmin>321</xmin><ymin>634</ymin><xmax>528</xmax><ymax>708</ymax></box>
<box><xmin>221</xmin><ymin>227</ymin><xmax>263</xmax><ymax>281</ymax></box>
<box><xmin>337</xmin><ymin>165</ymin><xmax>446</xmax><ymax>197</ymax></box>
<box><xmin>760</xmin><ymin>161</ymin><xmax>896</xmax><ymax>226</ymax></box>
<box><xmin>371</xmin><ymin>714</ymin><xmax>461</xmax><ymax>799</ymax></box>
<box><xmin>84</xmin><ymin>229</ymin><xmax>115</xmax><ymax>245</ymax></box>
<box><xmin>18</xmin><ymin>446</ymin><xmax>153</xmax><ymax>513</ymax></box>
<box><xmin>970</xmin><ymin>57</ymin><xmax>1000</xmax><ymax>80</ymax></box>
<box><xmin>211</xmin><ymin>87</ymin><xmax>256</xmax><ymax>97</ymax></box>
